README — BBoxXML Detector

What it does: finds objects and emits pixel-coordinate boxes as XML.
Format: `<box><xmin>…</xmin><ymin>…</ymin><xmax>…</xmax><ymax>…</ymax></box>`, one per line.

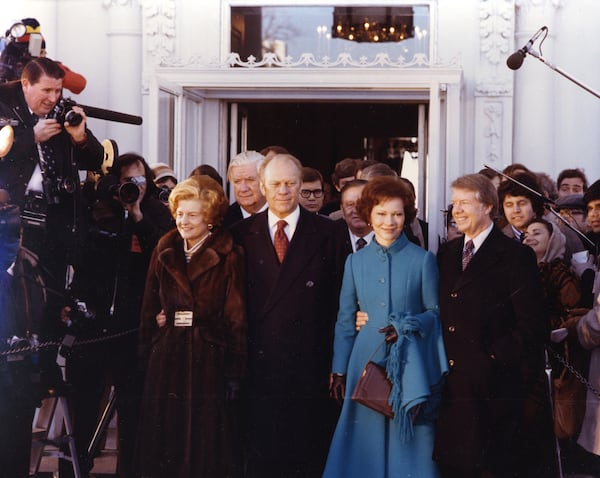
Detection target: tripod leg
<box><xmin>545</xmin><ymin>348</ymin><xmax>564</xmax><ymax>478</ymax></box>
<box><xmin>87</xmin><ymin>385</ymin><xmax>117</xmax><ymax>458</ymax></box>
<box><xmin>59</xmin><ymin>396</ymin><xmax>82</xmax><ymax>478</ymax></box>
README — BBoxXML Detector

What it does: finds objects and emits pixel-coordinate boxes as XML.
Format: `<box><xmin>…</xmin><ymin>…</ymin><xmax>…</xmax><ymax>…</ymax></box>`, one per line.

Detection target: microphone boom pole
<box><xmin>506</xmin><ymin>26</ymin><xmax>600</xmax><ymax>100</ymax></box>
<box><xmin>483</xmin><ymin>164</ymin><xmax>595</xmax><ymax>248</ymax></box>
<box><xmin>523</xmin><ymin>48</ymin><xmax>600</xmax><ymax>100</ymax></box>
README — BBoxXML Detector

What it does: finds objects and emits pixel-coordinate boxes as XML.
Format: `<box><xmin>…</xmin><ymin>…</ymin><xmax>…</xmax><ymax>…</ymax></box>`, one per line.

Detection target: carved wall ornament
<box><xmin>476</xmin><ymin>0</ymin><xmax>514</xmax><ymax>96</ymax></box>
<box><xmin>159</xmin><ymin>52</ymin><xmax>461</xmax><ymax>69</ymax></box>
<box><xmin>482</xmin><ymin>101</ymin><xmax>503</xmax><ymax>164</ymax></box>
<box><xmin>479</xmin><ymin>0</ymin><xmax>513</xmax><ymax>65</ymax></box>
<box><xmin>102</xmin><ymin>0</ymin><xmax>136</xmax><ymax>7</ymax></box>
<box><xmin>141</xmin><ymin>0</ymin><xmax>175</xmax><ymax>59</ymax></box>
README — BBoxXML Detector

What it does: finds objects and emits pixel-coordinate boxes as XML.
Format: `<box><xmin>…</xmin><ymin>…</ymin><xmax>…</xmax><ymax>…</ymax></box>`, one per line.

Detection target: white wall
<box><xmin>1</xmin><ymin>0</ymin><xmax>143</xmax><ymax>157</ymax></box>
<box><xmin>3</xmin><ymin>0</ymin><xmax>600</xmax><ymax>187</ymax></box>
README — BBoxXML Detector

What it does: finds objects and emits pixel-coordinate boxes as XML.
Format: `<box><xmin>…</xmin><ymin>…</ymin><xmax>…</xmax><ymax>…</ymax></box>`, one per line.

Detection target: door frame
<box><xmin>149</xmin><ymin>66</ymin><xmax>463</xmax><ymax>250</ymax></box>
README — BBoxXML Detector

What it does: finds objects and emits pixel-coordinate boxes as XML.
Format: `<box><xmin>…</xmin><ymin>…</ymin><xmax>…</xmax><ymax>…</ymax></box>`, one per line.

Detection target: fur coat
<box><xmin>136</xmin><ymin>227</ymin><xmax>247</xmax><ymax>478</ymax></box>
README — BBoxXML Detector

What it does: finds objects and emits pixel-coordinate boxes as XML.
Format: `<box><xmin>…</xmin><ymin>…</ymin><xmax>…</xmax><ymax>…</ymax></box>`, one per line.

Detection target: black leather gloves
<box><xmin>330</xmin><ymin>374</ymin><xmax>346</xmax><ymax>404</ymax></box>
<box><xmin>379</xmin><ymin>325</ymin><xmax>398</xmax><ymax>344</ymax></box>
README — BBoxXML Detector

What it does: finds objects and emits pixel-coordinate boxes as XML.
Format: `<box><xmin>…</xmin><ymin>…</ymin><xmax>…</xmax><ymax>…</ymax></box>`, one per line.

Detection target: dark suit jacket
<box><xmin>0</xmin><ymin>81</ymin><xmax>103</xmax><ymax>305</ymax></box>
<box><xmin>333</xmin><ymin>218</ymin><xmax>353</xmax><ymax>259</ymax></box>
<box><xmin>223</xmin><ymin>202</ymin><xmax>244</xmax><ymax>228</ymax></box>
<box><xmin>231</xmin><ymin>207</ymin><xmax>342</xmax><ymax>475</ymax></box>
<box><xmin>433</xmin><ymin>226</ymin><xmax>548</xmax><ymax>473</ymax></box>
<box><xmin>0</xmin><ymin>81</ymin><xmax>103</xmax><ymax>209</ymax></box>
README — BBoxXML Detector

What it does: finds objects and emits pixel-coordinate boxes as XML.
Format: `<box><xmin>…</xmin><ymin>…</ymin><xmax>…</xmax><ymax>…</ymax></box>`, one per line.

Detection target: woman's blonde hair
<box><xmin>168</xmin><ymin>175</ymin><xmax>229</xmax><ymax>227</ymax></box>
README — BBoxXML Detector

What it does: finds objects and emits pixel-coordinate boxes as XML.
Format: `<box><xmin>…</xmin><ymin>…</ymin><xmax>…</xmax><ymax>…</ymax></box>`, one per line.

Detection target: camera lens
<box><xmin>118</xmin><ymin>182</ymin><xmax>140</xmax><ymax>205</ymax></box>
<box><xmin>64</xmin><ymin>109</ymin><xmax>83</xmax><ymax>126</ymax></box>
<box><xmin>59</xmin><ymin>177</ymin><xmax>76</xmax><ymax>194</ymax></box>
<box><xmin>158</xmin><ymin>186</ymin><xmax>171</xmax><ymax>204</ymax></box>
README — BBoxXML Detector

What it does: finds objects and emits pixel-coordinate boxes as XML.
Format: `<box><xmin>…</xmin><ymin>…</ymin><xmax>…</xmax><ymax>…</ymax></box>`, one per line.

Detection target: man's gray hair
<box><xmin>227</xmin><ymin>150</ymin><xmax>265</xmax><ymax>181</ymax></box>
<box><xmin>451</xmin><ymin>173</ymin><xmax>499</xmax><ymax>218</ymax></box>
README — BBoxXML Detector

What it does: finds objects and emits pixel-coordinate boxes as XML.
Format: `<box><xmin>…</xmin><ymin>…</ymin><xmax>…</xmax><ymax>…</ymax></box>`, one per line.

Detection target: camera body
<box><xmin>21</xmin><ymin>193</ymin><xmax>47</xmax><ymax>228</ymax></box>
<box><xmin>42</xmin><ymin>176</ymin><xmax>76</xmax><ymax>204</ymax></box>
<box><xmin>158</xmin><ymin>185</ymin><xmax>171</xmax><ymax>204</ymax></box>
<box><xmin>47</xmin><ymin>98</ymin><xmax>83</xmax><ymax>126</ymax></box>
<box><xmin>72</xmin><ymin>300</ymin><xmax>96</xmax><ymax>323</ymax></box>
<box><xmin>118</xmin><ymin>175</ymin><xmax>146</xmax><ymax>204</ymax></box>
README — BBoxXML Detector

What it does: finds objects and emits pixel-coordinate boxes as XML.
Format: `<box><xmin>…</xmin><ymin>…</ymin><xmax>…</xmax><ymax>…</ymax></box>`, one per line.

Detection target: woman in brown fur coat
<box><xmin>136</xmin><ymin>176</ymin><xmax>247</xmax><ymax>478</ymax></box>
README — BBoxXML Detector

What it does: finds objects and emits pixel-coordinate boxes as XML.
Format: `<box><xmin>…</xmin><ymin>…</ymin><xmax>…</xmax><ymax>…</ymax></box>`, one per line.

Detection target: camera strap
<box><xmin>37</xmin><ymin>140</ymin><xmax>59</xmax><ymax>179</ymax></box>
<box><xmin>15</xmin><ymin>258</ymin><xmax>32</xmax><ymax>338</ymax></box>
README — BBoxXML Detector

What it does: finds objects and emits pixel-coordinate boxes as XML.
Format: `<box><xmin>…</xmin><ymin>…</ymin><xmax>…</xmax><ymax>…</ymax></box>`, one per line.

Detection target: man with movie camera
<box><xmin>0</xmin><ymin>56</ymin><xmax>103</xmax><ymax>340</ymax></box>
<box><xmin>0</xmin><ymin>17</ymin><xmax>87</xmax><ymax>94</ymax></box>
<box><xmin>0</xmin><ymin>57</ymin><xmax>102</xmax><ymax>475</ymax></box>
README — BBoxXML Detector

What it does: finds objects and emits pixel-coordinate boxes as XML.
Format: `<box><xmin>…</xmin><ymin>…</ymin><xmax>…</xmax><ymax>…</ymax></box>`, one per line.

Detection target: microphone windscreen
<box><xmin>506</xmin><ymin>50</ymin><xmax>525</xmax><ymax>70</ymax></box>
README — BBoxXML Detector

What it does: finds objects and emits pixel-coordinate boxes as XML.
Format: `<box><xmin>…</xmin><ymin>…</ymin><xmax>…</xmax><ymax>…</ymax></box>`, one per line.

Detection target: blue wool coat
<box><xmin>323</xmin><ymin>233</ymin><xmax>447</xmax><ymax>478</ymax></box>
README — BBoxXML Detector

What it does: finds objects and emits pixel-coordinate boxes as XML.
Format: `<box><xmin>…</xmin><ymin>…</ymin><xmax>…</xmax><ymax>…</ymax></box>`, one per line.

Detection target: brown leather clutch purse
<box><xmin>351</xmin><ymin>360</ymin><xmax>394</xmax><ymax>418</ymax></box>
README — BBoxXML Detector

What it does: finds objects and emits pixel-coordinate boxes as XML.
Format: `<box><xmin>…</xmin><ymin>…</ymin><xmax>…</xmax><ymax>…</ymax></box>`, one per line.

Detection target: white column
<box><xmin>552</xmin><ymin>0</ymin><xmax>600</xmax><ymax>183</ymax></box>
<box><xmin>512</xmin><ymin>0</ymin><xmax>559</xmax><ymax>173</ymax></box>
<box><xmin>103</xmin><ymin>0</ymin><xmax>143</xmax><ymax>155</ymax></box>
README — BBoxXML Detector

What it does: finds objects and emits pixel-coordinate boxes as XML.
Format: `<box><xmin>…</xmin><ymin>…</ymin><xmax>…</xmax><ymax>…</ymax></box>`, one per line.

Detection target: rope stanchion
<box><xmin>550</xmin><ymin>347</ymin><xmax>600</xmax><ymax>399</ymax></box>
<box><xmin>0</xmin><ymin>327</ymin><xmax>139</xmax><ymax>357</ymax></box>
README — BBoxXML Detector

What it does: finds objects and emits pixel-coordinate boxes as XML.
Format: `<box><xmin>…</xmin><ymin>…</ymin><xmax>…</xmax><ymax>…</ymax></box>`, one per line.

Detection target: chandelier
<box><xmin>332</xmin><ymin>7</ymin><xmax>414</xmax><ymax>43</ymax></box>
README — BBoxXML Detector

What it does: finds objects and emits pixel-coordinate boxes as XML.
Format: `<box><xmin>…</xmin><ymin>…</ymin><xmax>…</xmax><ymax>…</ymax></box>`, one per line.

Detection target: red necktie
<box><xmin>274</xmin><ymin>220</ymin><xmax>289</xmax><ymax>264</ymax></box>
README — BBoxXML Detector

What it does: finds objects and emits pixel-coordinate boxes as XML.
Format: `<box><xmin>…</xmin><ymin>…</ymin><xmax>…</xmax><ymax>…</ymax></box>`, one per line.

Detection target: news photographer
<box><xmin>60</xmin><ymin>152</ymin><xmax>173</xmax><ymax>477</ymax></box>
<box><xmin>0</xmin><ymin>56</ymin><xmax>103</xmax><ymax>393</ymax></box>
<box><xmin>0</xmin><ymin>17</ymin><xmax>87</xmax><ymax>94</ymax></box>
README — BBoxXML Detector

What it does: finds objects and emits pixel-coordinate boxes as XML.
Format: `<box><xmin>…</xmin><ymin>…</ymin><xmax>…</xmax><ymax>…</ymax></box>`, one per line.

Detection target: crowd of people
<box><xmin>1</xmin><ymin>20</ymin><xmax>600</xmax><ymax>478</ymax></box>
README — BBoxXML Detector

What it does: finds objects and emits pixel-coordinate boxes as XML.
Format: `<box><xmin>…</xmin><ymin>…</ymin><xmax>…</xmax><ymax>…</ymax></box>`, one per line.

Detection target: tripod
<box><xmin>87</xmin><ymin>384</ymin><xmax>117</xmax><ymax>460</ymax></box>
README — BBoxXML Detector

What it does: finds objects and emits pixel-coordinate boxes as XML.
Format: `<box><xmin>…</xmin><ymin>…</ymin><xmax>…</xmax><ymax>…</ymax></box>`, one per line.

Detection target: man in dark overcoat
<box><xmin>232</xmin><ymin>153</ymin><xmax>342</xmax><ymax>478</ymax></box>
<box><xmin>433</xmin><ymin>173</ymin><xmax>550</xmax><ymax>478</ymax></box>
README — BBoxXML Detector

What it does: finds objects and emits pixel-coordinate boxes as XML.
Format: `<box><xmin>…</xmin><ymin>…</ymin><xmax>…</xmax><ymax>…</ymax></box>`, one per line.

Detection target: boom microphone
<box><xmin>506</xmin><ymin>26</ymin><xmax>548</xmax><ymax>70</ymax></box>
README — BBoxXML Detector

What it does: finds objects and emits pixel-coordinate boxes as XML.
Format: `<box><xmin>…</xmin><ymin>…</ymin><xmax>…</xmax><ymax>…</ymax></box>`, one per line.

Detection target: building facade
<box><xmin>2</xmin><ymin>0</ymin><xmax>600</xmax><ymax>248</ymax></box>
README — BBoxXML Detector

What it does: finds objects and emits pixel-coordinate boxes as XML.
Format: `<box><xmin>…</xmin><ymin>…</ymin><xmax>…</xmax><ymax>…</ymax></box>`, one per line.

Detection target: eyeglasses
<box><xmin>300</xmin><ymin>189</ymin><xmax>324</xmax><ymax>198</ymax></box>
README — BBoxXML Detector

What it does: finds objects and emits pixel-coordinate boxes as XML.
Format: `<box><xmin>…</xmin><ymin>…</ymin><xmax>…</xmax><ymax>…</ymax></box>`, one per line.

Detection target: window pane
<box><xmin>158</xmin><ymin>89</ymin><xmax>175</xmax><ymax>165</ymax></box>
<box><xmin>231</xmin><ymin>5</ymin><xmax>429</xmax><ymax>65</ymax></box>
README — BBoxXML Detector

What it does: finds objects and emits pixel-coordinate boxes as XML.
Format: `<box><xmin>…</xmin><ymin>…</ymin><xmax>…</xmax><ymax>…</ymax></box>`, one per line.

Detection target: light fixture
<box><xmin>0</xmin><ymin>119</ymin><xmax>17</xmax><ymax>158</ymax></box>
<box><xmin>332</xmin><ymin>7</ymin><xmax>414</xmax><ymax>43</ymax></box>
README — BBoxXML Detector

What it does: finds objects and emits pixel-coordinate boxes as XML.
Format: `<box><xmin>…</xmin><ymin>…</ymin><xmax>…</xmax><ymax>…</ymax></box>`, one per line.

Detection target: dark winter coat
<box><xmin>433</xmin><ymin>226</ymin><xmax>549</xmax><ymax>475</ymax></box>
<box><xmin>136</xmin><ymin>227</ymin><xmax>247</xmax><ymax>478</ymax></box>
<box><xmin>231</xmin><ymin>207</ymin><xmax>343</xmax><ymax>477</ymax></box>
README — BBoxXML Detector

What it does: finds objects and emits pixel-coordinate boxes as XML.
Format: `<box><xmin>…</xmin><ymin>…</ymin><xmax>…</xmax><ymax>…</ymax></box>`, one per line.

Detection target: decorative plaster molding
<box><xmin>476</xmin><ymin>0</ymin><xmax>513</xmax><ymax>96</ymax></box>
<box><xmin>479</xmin><ymin>0</ymin><xmax>512</xmax><ymax>65</ymax></box>
<box><xmin>475</xmin><ymin>79</ymin><xmax>511</xmax><ymax>96</ymax></box>
<box><xmin>159</xmin><ymin>52</ymin><xmax>461</xmax><ymax>69</ymax></box>
<box><xmin>102</xmin><ymin>0</ymin><xmax>136</xmax><ymax>7</ymax></box>
<box><xmin>482</xmin><ymin>101</ymin><xmax>503</xmax><ymax>164</ymax></box>
<box><xmin>141</xmin><ymin>0</ymin><xmax>176</xmax><ymax>59</ymax></box>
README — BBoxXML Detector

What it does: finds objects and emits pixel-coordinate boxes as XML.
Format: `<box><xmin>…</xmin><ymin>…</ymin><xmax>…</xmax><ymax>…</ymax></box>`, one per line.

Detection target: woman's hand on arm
<box><xmin>355</xmin><ymin>311</ymin><xmax>368</xmax><ymax>331</ymax></box>
<box><xmin>155</xmin><ymin>309</ymin><xmax>166</xmax><ymax>328</ymax></box>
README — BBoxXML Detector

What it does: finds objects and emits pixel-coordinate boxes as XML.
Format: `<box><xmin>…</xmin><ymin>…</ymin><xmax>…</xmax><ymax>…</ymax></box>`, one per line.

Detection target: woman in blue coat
<box><xmin>323</xmin><ymin>176</ymin><xmax>447</xmax><ymax>478</ymax></box>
